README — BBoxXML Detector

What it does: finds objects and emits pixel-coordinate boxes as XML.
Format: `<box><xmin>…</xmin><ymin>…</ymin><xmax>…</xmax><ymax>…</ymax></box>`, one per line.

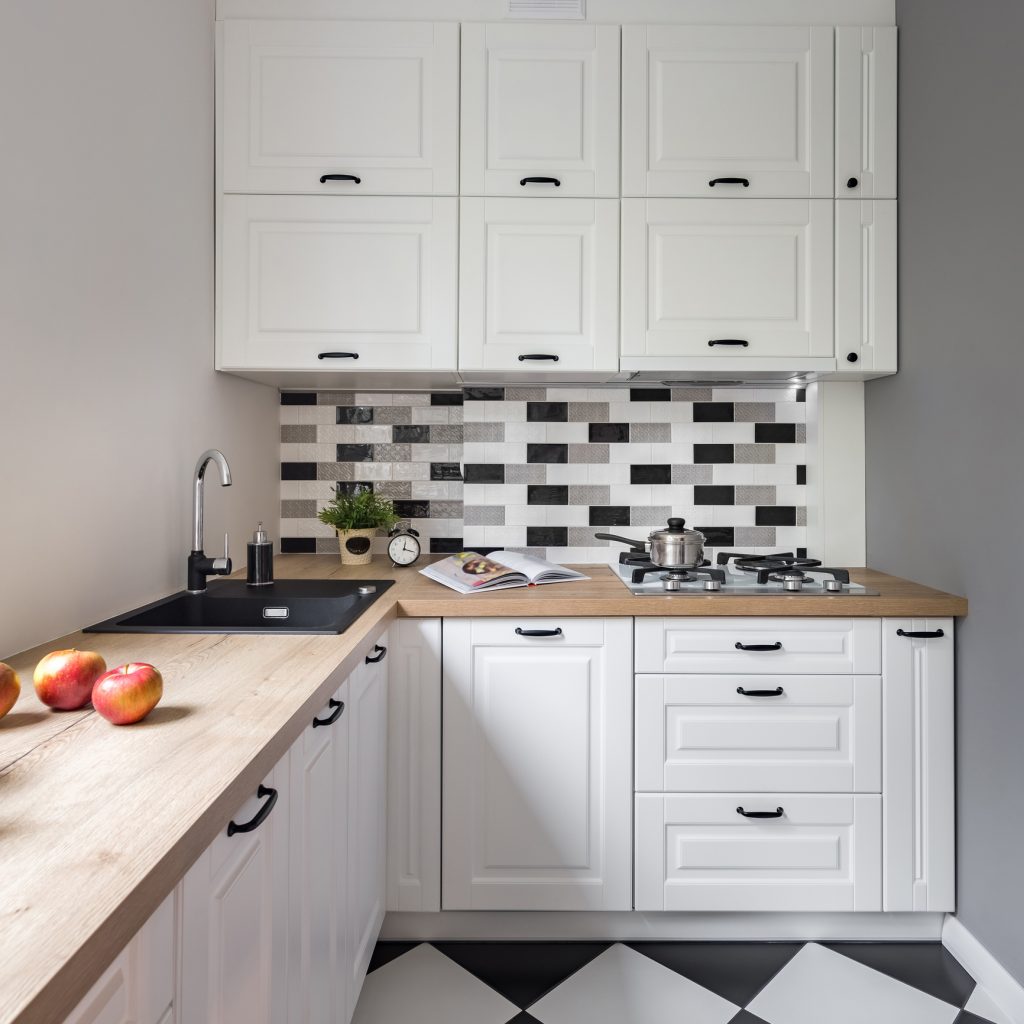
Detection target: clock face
<box><xmin>388</xmin><ymin>532</ymin><xmax>421</xmax><ymax>567</ymax></box>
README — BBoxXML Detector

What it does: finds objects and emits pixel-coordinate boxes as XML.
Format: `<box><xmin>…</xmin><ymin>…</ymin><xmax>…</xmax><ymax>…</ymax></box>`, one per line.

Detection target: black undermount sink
<box><xmin>84</xmin><ymin>579</ymin><xmax>394</xmax><ymax>635</ymax></box>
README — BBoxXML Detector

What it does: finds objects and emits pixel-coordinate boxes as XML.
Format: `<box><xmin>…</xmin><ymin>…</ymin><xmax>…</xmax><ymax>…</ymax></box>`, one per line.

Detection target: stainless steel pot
<box><xmin>595</xmin><ymin>518</ymin><xmax>706</xmax><ymax>568</ymax></box>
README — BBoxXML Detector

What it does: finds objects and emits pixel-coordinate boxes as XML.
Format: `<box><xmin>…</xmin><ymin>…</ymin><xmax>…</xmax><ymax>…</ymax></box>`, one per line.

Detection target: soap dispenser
<box><xmin>246</xmin><ymin>522</ymin><xmax>274</xmax><ymax>587</ymax></box>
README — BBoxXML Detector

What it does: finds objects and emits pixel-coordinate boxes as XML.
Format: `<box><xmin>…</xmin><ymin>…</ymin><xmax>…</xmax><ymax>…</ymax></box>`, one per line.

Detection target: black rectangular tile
<box><xmin>431</xmin><ymin>462</ymin><xmax>463</xmax><ymax>481</ymax></box>
<box><xmin>695</xmin><ymin>526</ymin><xmax>735</xmax><ymax>547</ymax></box>
<box><xmin>796</xmin><ymin>464</ymin><xmax>807</xmax><ymax>485</ymax></box>
<box><xmin>755</xmin><ymin>423</ymin><xmax>797</xmax><ymax>444</ymax></box>
<box><xmin>430</xmin><ymin>537</ymin><xmax>465</xmax><ymax>553</ymax></box>
<box><xmin>695</xmin><ymin>485</ymin><xmax>736</xmax><ymax>505</ymax></box>
<box><xmin>631</xmin><ymin>465</ymin><xmax>671</xmax><ymax>485</ymax></box>
<box><xmin>280</xmin><ymin>392</ymin><xmax>316</xmax><ymax>406</ymax></box>
<box><xmin>393</xmin><ymin>499</ymin><xmax>430</xmax><ymax>520</ymax></box>
<box><xmin>527</xmin><ymin>485</ymin><xmax>569</xmax><ymax>505</ymax></box>
<box><xmin>463</xmin><ymin>387</ymin><xmax>504</xmax><ymax>401</ymax></box>
<box><xmin>430</xmin><ymin>392</ymin><xmax>463</xmax><ymax>406</ymax></box>
<box><xmin>694</xmin><ymin>443</ymin><xmax>734</xmax><ymax>464</ymax></box>
<box><xmin>336</xmin><ymin>443</ymin><xmax>374</xmax><ymax>462</ymax></box>
<box><xmin>336</xmin><ymin>406</ymin><xmax>373</xmax><ymax>424</ymax></box>
<box><xmin>527</xmin><ymin>443</ymin><xmax>568</xmax><ymax>464</ymax></box>
<box><xmin>526</xmin><ymin>526</ymin><xmax>568</xmax><ymax>547</ymax></box>
<box><xmin>281</xmin><ymin>462</ymin><xmax>316</xmax><ymax>480</ymax></box>
<box><xmin>589</xmin><ymin>506</ymin><xmax>630</xmax><ymax>527</ymax></box>
<box><xmin>694</xmin><ymin>402</ymin><xmax>735</xmax><ymax>422</ymax></box>
<box><xmin>336</xmin><ymin>481</ymin><xmax>373</xmax><ymax>496</ymax></box>
<box><xmin>756</xmin><ymin>505</ymin><xmax>797</xmax><ymax>526</ymax></box>
<box><xmin>589</xmin><ymin>423</ymin><xmax>629</xmax><ymax>443</ymax></box>
<box><xmin>280</xmin><ymin>537</ymin><xmax>316</xmax><ymax>553</ymax></box>
<box><xmin>463</xmin><ymin>464</ymin><xmax>505</xmax><ymax>484</ymax></box>
<box><xmin>796</xmin><ymin>389</ymin><xmax>807</xmax><ymax>403</ymax></box>
<box><xmin>527</xmin><ymin>401</ymin><xmax>568</xmax><ymax>422</ymax></box>
<box><xmin>393</xmin><ymin>424</ymin><xmax>430</xmax><ymax>444</ymax></box>
<box><xmin>631</xmin><ymin>387</ymin><xmax>671</xmax><ymax>402</ymax></box>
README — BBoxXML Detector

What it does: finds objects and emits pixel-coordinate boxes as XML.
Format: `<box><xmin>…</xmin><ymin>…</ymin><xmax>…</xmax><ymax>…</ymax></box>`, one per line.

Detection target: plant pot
<box><xmin>336</xmin><ymin>528</ymin><xmax>378</xmax><ymax>566</ymax></box>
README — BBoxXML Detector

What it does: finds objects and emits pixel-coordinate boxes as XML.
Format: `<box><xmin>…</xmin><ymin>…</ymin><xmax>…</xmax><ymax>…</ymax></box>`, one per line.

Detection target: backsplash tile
<box><xmin>279</xmin><ymin>387</ymin><xmax>808</xmax><ymax>561</ymax></box>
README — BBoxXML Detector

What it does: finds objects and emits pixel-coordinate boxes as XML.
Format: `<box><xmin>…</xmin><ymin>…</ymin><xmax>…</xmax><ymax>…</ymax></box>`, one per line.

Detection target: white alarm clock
<box><xmin>387</xmin><ymin>524</ymin><xmax>421</xmax><ymax>567</ymax></box>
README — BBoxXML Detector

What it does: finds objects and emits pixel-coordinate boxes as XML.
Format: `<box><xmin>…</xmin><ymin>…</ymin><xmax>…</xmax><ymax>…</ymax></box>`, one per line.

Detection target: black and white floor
<box><xmin>353</xmin><ymin>940</ymin><xmax>1013</xmax><ymax>1024</ymax></box>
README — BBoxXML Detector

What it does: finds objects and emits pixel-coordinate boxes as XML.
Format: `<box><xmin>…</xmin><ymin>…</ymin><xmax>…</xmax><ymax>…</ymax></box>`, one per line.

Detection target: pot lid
<box><xmin>648</xmin><ymin>517</ymin><xmax>705</xmax><ymax>542</ymax></box>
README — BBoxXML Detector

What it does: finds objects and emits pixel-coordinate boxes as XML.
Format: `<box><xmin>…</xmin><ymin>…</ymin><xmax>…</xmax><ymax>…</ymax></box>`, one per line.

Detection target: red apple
<box><xmin>33</xmin><ymin>649</ymin><xmax>106</xmax><ymax>710</ymax></box>
<box><xmin>92</xmin><ymin>663</ymin><xmax>163</xmax><ymax>725</ymax></box>
<box><xmin>0</xmin><ymin>662</ymin><xmax>20</xmax><ymax>719</ymax></box>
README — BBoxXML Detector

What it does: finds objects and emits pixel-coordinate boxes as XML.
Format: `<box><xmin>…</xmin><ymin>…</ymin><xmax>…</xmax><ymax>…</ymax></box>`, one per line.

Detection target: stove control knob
<box><xmin>824</xmin><ymin>579</ymin><xmax>844</xmax><ymax>592</ymax></box>
<box><xmin>703</xmin><ymin>579</ymin><xmax>722</xmax><ymax>591</ymax></box>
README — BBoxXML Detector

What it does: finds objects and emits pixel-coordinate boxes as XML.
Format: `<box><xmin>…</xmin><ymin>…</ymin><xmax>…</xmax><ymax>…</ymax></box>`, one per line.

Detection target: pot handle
<box><xmin>594</xmin><ymin>532</ymin><xmax>646</xmax><ymax>550</ymax></box>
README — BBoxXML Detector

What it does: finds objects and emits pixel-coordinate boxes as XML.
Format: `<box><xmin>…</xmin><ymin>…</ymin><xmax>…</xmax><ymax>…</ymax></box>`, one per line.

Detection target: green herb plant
<box><xmin>317</xmin><ymin>489</ymin><xmax>401</xmax><ymax>532</ymax></box>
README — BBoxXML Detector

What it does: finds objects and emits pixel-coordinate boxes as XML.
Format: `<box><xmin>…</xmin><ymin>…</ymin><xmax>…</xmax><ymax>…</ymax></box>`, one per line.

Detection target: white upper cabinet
<box><xmin>621</xmin><ymin>198</ymin><xmax>834</xmax><ymax>365</ymax></box>
<box><xmin>836</xmin><ymin>27</ymin><xmax>898</xmax><ymax>199</ymax></box>
<box><xmin>459</xmin><ymin>197</ymin><xmax>619</xmax><ymax>372</ymax></box>
<box><xmin>460</xmin><ymin>23</ymin><xmax>620</xmax><ymax>197</ymax></box>
<box><xmin>622</xmin><ymin>25</ymin><xmax>834</xmax><ymax>198</ymax></box>
<box><xmin>221</xmin><ymin>20</ymin><xmax>458</xmax><ymax>195</ymax></box>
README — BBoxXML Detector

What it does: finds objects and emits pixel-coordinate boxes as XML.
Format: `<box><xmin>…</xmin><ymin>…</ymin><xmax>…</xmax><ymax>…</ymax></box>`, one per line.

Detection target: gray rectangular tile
<box><xmin>316</xmin><ymin>536</ymin><xmax>341</xmax><ymax>554</ymax></box>
<box><xmin>281</xmin><ymin>424</ymin><xmax>317</xmax><ymax>443</ymax></box>
<box><xmin>672</xmin><ymin>464</ymin><xmax>713</xmax><ymax>484</ymax></box>
<box><xmin>630</xmin><ymin>505</ymin><xmax>672</xmax><ymax>526</ymax></box>
<box><xmin>797</xmin><ymin>507</ymin><xmax>807</xmax><ymax>526</ymax></box>
<box><xmin>281</xmin><ymin>499</ymin><xmax>317</xmax><ymax>518</ymax></box>
<box><xmin>431</xmin><ymin>500</ymin><xmax>464</xmax><ymax>520</ymax></box>
<box><xmin>375</xmin><ymin>481</ymin><xmax>412</xmax><ymax>500</ymax></box>
<box><xmin>464</xmin><ymin>422</ymin><xmax>505</xmax><ymax>442</ymax></box>
<box><xmin>464</xmin><ymin>505</ymin><xmax>505</xmax><ymax>526</ymax></box>
<box><xmin>736</xmin><ymin>485</ymin><xmax>777</xmax><ymax>505</ymax></box>
<box><xmin>632</xmin><ymin>422</ymin><xmax>671</xmax><ymax>442</ymax></box>
<box><xmin>569</xmin><ymin>484</ymin><xmax>611</xmax><ymax>505</ymax></box>
<box><xmin>316</xmin><ymin>391</ymin><xmax>353</xmax><ymax>405</ymax></box>
<box><xmin>735</xmin><ymin>444</ymin><xmax>776</xmax><ymax>464</ymax></box>
<box><xmin>735</xmin><ymin>526</ymin><xmax>778</xmax><ymax>547</ymax></box>
<box><xmin>670</xmin><ymin>388</ymin><xmax>712</xmax><ymax>401</ymax></box>
<box><xmin>796</xmin><ymin>423</ymin><xmax>807</xmax><ymax>443</ymax></box>
<box><xmin>373</xmin><ymin>405</ymin><xmax>413</xmax><ymax>425</ymax></box>
<box><xmin>373</xmin><ymin>443</ymin><xmax>412</xmax><ymax>462</ymax></box>
<box><xmin>734</xmin><ymin>403</ymin><xmax>776</xmax><ymax>423</ymax></box>
<box><xmin>570</xmin><ymin>527</ymin><xmax>606</xmax><ymax>547</ymax></box>
<box><xmin>318</xmin><ymin>462</ymin><xmax>354</xmax><ymax>481</ymax></box>
<box><xmin>506</xmin><ymin>463</ymin><xmax>547</xmax><ymax>484</ymax></box>
<box><xmin>568</xmin><ymin>443</ymin><xmax>609</xmax><ymax>463</ymax></box>
<box><xmin>506</xmin><ymin>386</ymin><xmax>548</xmax><ymax>401</ymax></box>
<box><xmin>568</xmin><ymin>402</ymin><xmax>610</xmax><ymax>422</ymax></box>
<box><xmin>431</xmin><ymin>424</ymin><xmax>464</xmax><ymax>443</ymax></box>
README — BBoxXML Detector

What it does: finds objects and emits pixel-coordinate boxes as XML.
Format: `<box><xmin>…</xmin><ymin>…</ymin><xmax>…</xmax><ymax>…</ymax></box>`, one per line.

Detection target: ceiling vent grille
<box><xmin>506</xmin><ymin>0</ymin><xmax>585</xmax><ymax>19</ymax></box>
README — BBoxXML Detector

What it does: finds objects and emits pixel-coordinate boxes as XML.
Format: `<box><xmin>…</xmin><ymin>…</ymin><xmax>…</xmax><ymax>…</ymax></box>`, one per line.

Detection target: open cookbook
<box><xmin>419</xmin><ymin>551</ymin><xmax>588</xmax><ymax>594</ymax></box>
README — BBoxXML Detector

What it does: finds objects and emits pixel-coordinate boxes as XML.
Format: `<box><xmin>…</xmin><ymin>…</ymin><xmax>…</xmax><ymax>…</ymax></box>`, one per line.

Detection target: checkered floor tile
<box><xmin>352</xmin><ymin>940</ymin><xmax>1003</xmax><ymax>1024</ymax></box>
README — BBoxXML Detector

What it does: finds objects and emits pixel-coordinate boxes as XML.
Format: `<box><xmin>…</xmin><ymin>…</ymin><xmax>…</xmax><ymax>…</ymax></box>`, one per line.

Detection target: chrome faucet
<box><xmin>187</xmin><ymin>449</ymin><xmax>233</xmax><ymax>593</ymax></box>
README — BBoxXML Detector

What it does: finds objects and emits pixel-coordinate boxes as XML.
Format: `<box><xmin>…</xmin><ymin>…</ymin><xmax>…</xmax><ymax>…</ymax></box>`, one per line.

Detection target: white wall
<box><xmin>0</xmin><ymin>0</ymin><xmax>279</xmax><ymax>657</ymax></box>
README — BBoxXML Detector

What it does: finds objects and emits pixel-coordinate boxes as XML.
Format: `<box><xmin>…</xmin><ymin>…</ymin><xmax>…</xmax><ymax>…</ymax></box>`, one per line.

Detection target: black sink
<box><xmin>84</xmin><ymin>578</ymin><xmax>394</xmax><ymax>635</ymax></box>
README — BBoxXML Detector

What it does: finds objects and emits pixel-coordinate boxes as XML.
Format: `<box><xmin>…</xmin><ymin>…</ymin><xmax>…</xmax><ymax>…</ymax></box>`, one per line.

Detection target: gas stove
<box><xmin>612</xmin><ymin>551</ymin><xmax>878</xmax><ymax>597</ymax></box>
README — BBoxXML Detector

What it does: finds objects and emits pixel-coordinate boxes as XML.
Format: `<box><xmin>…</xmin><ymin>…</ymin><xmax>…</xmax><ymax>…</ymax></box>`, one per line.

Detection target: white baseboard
<box><xmin>942</xmin><ymin>915</ymin><xmax>1024</xmax><ymax>1024</ymax></box>
<box><xmin>382</xmin><ymin>911</ymin><xmax>944</xmax><ymax>942</ymax></box>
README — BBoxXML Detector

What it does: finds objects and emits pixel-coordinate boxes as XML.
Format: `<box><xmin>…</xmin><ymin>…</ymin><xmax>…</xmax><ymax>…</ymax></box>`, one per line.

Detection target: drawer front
<box><xmin>464</xmin><ymin>617</ymin><xmax>613</xmax><ymax>647</ymax></box>
<box><xmin>635</xmin><ymin>675</ymin><xmax>881</xmax><ymax>794</ymax></box>
<box><xmin>635</xmin><ymin>617</ymin><xmax>881</xmax><ymax>675</ymax></box>
<box><xmin>635</xmin><ymin>794</ymin><xmax>881</xmax><ymax>912</ymax></box>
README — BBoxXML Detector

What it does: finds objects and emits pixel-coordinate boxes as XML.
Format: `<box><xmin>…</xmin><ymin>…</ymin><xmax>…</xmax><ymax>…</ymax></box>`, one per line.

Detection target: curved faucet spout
<box><xmin>192</xmin><ymin>449</ymin><xmax>233</xmax><ymax>556</ymax></box>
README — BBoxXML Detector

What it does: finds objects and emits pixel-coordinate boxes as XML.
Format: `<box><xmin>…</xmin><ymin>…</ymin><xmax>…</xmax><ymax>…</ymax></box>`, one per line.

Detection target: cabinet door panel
<box><xmin>461</xmin><ymin>23</ymin><xmax>619</xmax><ymax>196</ymax></box>
<box><xmin>219</xmin><ymin>195</ymin><xmax>457</xmax><ymax>371</ymax></box>
<box><xmin>460</xmin><ymin>198</ymin><xmax>619</xmax><ymax>371</ymax></box>
<box><xmin>622</xmin><ymin>25</ymin><xmax>833</xmax><ymax>197</ymax></box>
<box><xmin>222</xmin><ymin>21</ymin><xmax>457</xmax><ymax>194</ymax></box>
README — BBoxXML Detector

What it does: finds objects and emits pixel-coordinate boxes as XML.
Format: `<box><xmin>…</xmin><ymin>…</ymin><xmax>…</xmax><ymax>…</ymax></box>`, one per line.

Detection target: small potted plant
<box><xmin>317</xmin><ymin>489</ymin><xmax>400</xmax><ymax>566</ymax></box>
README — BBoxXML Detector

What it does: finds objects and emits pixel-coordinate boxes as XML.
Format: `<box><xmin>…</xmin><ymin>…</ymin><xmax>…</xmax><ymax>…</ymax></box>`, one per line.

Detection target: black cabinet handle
<box><xmin>365</xmin><ymin>644</ymin><xmax>387</xmax><ymax>664</ymax></box>
<box><xmin>736</xmin><ymin>686</ymin><xmax>785</xmax><ymax>697</ymax></box>
<box><xmin>847</xmin><ymin>176</ymin><xmax>859</xmax><ymax>188</ymax></box>
<box><xmin>520</xmin><ymin>176</ymin><xmax>561</xmax><ymax>187</ymax></box>
<box><xmin>734</xmin><ymin>641</ymin><xmax>783</xmax><ymax>652</ymax></box>
<box><xmin>320</xmin><ymin>173</ymin><xmax>361</xmax><ymax>184</ymax></box>
<box><xmin>312</xmin><ymin>698</ymin><xmax>345</xmax><ymax>728</ymax></box>
<box><xmin>709</xmin><ymin>177</ymin><xmax>750</xmax><ymax>187</ymax></box>
<box><xmin>518</xmin><ymin>353</ymin><xmax>560</xmax><ymax>362</ymax></box>
<box><xmin>897</xmin><ymin>628</ymin><xmax>945</xmax><ymax>639</ymax></box>
<box><xmin>515</xmin><ymin>627</ymin><xmax>563</xmax><ymax>637</ymax></box>
<box><xmin>318</xmin><ymin>351</ymin><xmax>359</xmax><ymax>360</ymax></box>
<box><xmin>737</xmin><ymin>806</ymin><xmax>784</xmax><ymax>819</ymax></box>
<box><xmin>709</xmin><ymin>339</ymin><xmax>749</xmax><ymax>348</ymax></box>
<box><xmin>227</xmin><ymin>785</ymin><xmax>278</xmax><ymax>836</ymax></box>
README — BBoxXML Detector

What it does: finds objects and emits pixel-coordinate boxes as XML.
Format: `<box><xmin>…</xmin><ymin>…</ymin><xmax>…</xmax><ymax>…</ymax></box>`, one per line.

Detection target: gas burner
<box><xmin>631</xmin><ymin>564</ymin><xmax>725</xmax><ymax>591</ymax></box>
<box><xmin>762</xmin><ymin>567</ymin><xmax>853</xmax><ymax>591</ymax></box>
<box><xmin>735</xmin><ymin>556</ymin><xmax>823</xmax><ymax>576</ymax></box>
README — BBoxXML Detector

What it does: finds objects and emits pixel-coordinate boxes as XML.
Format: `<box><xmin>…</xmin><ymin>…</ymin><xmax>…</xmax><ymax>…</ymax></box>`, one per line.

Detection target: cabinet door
<box><xmin>460</xmin><ymin>23</ymin><xmax>619</xmax><ymax>196</ymax></box>
<box><xmin>836</xmin><ymin>27</ymin><xmax>897</xmax><ymax>199</ymax></box>
<box><xmin>288</xmin><ymin>681</ymin><xmax>350</xmax><ymax>1024</ymax></box>
<box><xmin>221</xmin><ymin>21</ymin><xmax>457</xmax><ymax>195</ymax></box>
<box><xmin>179</xmin><ymin>757</ymin><xmax>289</xmax><ymax>1024</ymax></box>
<box><xmin>346</xmin><ymin>638</ymin><xmax>389</xmax><ymax>1005</ymax></box>
<box><xmin>219</xmin><ymin>195</ymin><xmax>457</xmax><ymax>371</ymax></box>
<box><xmin>622</xmin><ymin>25</ymin><xmax>833</xmax><ymax>197</ymax></box>
<box><xmin>835</xmin><ymin>200</ymin><xmax>897</xmax><ymax>374</ymax></box>
<box><xmin>459</xmin><ymin>197</ymin><xmax>619</xmax><ymax>372</ymax></box>
<box><xmin>621</xmin><ymin>199</ymin><xmax>834</xmax><ymax>363</ymax></box>
<box><xmin>442</xmin><ymin>618</ymin><xmax>632</xmax><ymax>910</ymax></box>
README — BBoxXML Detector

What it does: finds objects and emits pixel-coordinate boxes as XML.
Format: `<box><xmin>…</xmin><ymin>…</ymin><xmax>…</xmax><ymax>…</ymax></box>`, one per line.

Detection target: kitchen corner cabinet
<box><xmin>220</xmin><ymin>21</ymin><xmax>458</xmax><ymax>195</ymax></box>
<box><xmin>460</xmin><ymin>23</ymin><xmax>620</xmax><ymax>197</ymax></box>
<box><xmin>442</xmin><ymin>618</ymin><xmax>633</xmax><ymax>910</ymax></box>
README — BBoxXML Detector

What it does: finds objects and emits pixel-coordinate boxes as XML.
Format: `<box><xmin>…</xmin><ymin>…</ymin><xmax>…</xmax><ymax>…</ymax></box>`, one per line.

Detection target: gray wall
<box><xmin>869</xmin><ymin>0</ymin><xmax>1024</xmax><ymax>981</ymax></box>
<box><xmin>0</xmin><ymin>0</ymin><xmax>279</xmax><ymax>657</ymax></box>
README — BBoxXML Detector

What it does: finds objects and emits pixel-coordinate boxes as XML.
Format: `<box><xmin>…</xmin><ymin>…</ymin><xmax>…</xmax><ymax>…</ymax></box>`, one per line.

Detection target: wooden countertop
<box><xmin>0</xmin><ymin>556</ymin><xmax>966</xmax><ymax>1024</ymax></box>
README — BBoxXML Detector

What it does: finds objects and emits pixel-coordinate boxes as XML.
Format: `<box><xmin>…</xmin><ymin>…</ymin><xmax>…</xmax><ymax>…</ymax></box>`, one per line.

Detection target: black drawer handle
<box><xmin>515</xmin><ymin>627</ymin><xmax>563</xmax><ymax>637</ymax></box>
<box><xmin>709</xmin><ymin>339</ymin><xmax>749</xmax><ymax>348</ymax></box>
<box><xmin>518</xmin><ymin>353</ymin><xmax>560</xmax><ymax>362</ymax></box>
<box><xmin>365</xmin><ymin>644</ymin><xmax>387</xmax><ymax>664</ymax></box>
<box><xmin>736</xmin><ymin>686</ymin><xmax>785</xmax><ymax>697</ymax></box>
<box><xmin>318</xmin><ymin>351</ymin><xmax>359</xmax><ymax>360</ymax></box>
<box><xmin>735</xmin><ymin>642</ymin><xmax>783</xmax><ymax>652</ymax></box>
<box><xmin>520</xmin><ymin>176</ymin><xmax>561</xmax><ymax>187</ymax></box>
<box><xmin>897</xmin><ymin>628</ymin><xmax>945</xmax><ymax>639</ymax></box>
<box><xmin>227</xmin><ymin>785</ymin><xmax>278</xmax><ymax>836</ymax></box>
<box><xmin>312</xmin><ymin>698</ymin><xmax>345</xmax><ymax>728</ymax></box>
<box><xmin>320</xmin><ymin>173</ymin><xmax>361</xmax><ymax>184</ymax></box>
<box><xmin>737</xmin><ymin>806</ymin><xmax>784</xmax><ymax>819</ymax></box>
<box><xmin>709</xmin><ymin>177</ymin><xmax>750</xmax><ymax>187</ymax></box>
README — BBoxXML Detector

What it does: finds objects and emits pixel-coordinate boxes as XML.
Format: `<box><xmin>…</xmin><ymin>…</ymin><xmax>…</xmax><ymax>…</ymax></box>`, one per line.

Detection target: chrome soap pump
<box><xmin>246</xmin><ymin>522</ymin><xmax>274</xmax><ymax>587</ymax></box>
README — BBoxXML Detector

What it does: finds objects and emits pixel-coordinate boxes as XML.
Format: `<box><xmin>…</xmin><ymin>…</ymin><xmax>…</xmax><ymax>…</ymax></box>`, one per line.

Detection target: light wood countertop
<box><xmin>0</xmin><ymin>555</ymin><xmax>966</xmax><ymax>1024</ymax></box>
